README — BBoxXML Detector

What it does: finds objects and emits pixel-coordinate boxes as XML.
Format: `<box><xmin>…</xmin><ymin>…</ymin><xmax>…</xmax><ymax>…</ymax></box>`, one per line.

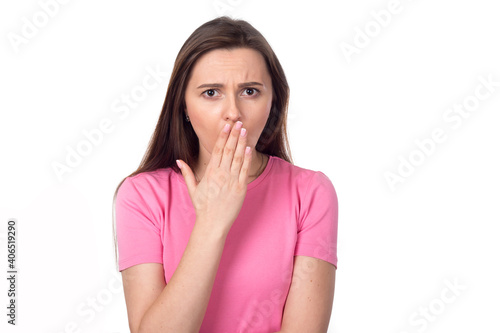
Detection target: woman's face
<box><xmin>184</xmin><ymin>47</ymin><xmax>273</xmax><ymax>162</ymax></box>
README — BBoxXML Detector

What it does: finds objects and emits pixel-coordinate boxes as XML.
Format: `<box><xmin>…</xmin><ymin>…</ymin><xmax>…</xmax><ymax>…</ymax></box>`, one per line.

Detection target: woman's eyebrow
<box><xmin>196</xmin><ymin>81</ymin><xmax>264</xmax><ymax>89</ymax></box>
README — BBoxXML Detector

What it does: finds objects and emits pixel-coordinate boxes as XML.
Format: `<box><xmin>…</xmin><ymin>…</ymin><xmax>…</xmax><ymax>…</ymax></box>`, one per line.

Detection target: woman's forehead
<box><xmin>189</xmin><ymin>48</ymin><xmax>270</xmax><ymax>84</ymax></box>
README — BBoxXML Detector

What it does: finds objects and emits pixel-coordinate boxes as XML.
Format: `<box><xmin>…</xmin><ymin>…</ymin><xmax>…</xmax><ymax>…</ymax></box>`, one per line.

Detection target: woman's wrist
<box><xmin>193</xmin><ymin>216</ymin><xmax>230</xmax><ymax>241</ymax></box>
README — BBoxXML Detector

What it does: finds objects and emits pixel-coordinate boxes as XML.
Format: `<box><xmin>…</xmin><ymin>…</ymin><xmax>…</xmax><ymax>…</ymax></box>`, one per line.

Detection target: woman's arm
<box><xmin>278</xmin><ymin>256</ymin><xmax>336</xmax><ymax>333</ymax></box>
<box><xmin>122</xmin><ymin>220</ymin><xmax>228</xmax><ymax>333</ymax></box>
<box><xmin>121</xmin><ymin>263</ymin><xmax>165</xmax><ymax>332</ymax></box>
<box><xmin>120</xmin><ymin>122</ymin><xmax>250</xmax><ymax>332</ymax></box>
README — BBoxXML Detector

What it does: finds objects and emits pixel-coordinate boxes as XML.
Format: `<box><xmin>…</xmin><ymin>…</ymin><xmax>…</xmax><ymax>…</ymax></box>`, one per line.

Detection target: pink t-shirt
<box><xmin>115</xmin><ymin>155</ymin><xmax>338</xmax><ymax>332</ymax></box>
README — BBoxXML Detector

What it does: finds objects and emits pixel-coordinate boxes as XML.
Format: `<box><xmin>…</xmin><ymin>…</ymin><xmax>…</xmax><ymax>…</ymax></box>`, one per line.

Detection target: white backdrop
<box><xmin>1</xmin><ymin>0</ymin><xmax>499</xmax><ymax>332</ymax></box>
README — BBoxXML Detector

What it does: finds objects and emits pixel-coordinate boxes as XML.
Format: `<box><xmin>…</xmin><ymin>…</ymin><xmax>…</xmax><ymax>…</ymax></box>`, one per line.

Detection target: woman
<box><xmin>113</xmin><ymin>16</ymin><xmax>338</xmax><ymax>333</ymax></box>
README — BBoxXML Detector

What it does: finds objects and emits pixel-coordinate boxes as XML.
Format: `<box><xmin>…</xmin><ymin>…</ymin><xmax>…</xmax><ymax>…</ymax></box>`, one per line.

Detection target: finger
<box><xmin>230</xmin><ymin>126</ymin><xmax>247</xmax><ymax>176</ymax></box>
<box><xmin>220</xmin><ymin>121</ymin><xmax>243</xmax><ymax>171</ymax></box>
<box><xmin>238</xmin><ymin>146</ymin><xmax>252</xmax><ymax>185</ymax></box>
<box><xmin>208</xmin><ymin>123</ymin><xmax>231</xmax><ymax>170</ymax></box>
<box><xmin>176</xmin><ymin>159</ymin><xmax>197</xmax><ymax>196</ymax></box>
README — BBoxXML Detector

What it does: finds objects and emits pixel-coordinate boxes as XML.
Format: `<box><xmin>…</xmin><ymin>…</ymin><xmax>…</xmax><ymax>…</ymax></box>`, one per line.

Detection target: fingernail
<box><xmin>176</xmin><ymin>160</ymin><xmax>182</xmax><ymax>169</ymax></box>
<box><xmin>235</xmin><ymin>121</ymin><xmax>243</xmax><ymax>130</ymax></box>
<box><xmin>245</xmin><ymin>146</ymin><xmax>251</xmax><ymax>154</ymax></box>
<box><xmin>240</xmin><ymin>128</ymin><xmax>246</xmax><ymax>137</ymax></box>
<box><xmin>223</xmin><ymin>124</ymin><xmax>230</xmax><ymax>133</ymax></box>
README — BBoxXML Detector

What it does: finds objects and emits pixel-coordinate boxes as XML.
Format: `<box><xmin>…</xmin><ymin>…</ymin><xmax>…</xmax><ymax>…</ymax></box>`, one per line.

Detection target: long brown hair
<box><xmin>112</xmin><ymin>16</ymin><xmax>293</xmax><ymax>269</ymax></box>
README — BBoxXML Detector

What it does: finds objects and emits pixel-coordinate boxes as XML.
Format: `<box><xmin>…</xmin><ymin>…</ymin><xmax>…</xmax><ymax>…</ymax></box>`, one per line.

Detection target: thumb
<box><xmin>176</xmin><ymin>159</ymin><xmax>197</xmax><ymax>194</ymax></box>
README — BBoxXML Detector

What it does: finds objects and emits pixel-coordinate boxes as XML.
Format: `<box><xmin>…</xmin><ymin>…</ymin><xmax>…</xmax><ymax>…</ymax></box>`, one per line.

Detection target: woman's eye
<box><xmin>243</xmin><ymin>88</ymin><xmax>260</xmax><ymax>96</ymax></box>
<box><xmin>202</xmin><ymin>89</ymin><xmax>219</xmax><ymax>97</ymax></box>
<box><xmin>202</xmin><ymin>88</ymin><xmax>260</xmax><ymax>98</ymax></box>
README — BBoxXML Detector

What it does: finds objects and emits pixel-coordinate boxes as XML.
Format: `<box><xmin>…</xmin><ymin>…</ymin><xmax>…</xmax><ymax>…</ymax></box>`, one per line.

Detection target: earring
<box><xmin>185</xmin><ymin>113</ymin><xmax>190</xmax><ymax>122</ymax></box>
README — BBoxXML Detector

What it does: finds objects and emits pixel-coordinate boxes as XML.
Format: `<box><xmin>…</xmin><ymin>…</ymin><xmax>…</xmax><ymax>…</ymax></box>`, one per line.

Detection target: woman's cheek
<box><xmin>248</xmin><ymin>129</ymin><xmax>260</xmax><ymax>148</ymax></box>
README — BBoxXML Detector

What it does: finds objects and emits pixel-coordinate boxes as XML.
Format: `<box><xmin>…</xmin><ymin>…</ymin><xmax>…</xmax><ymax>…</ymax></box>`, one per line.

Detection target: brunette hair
<box><xmin>112</xmin><ymin>16</ymin><xmax>293</xmax><ymax>269</ymax></box>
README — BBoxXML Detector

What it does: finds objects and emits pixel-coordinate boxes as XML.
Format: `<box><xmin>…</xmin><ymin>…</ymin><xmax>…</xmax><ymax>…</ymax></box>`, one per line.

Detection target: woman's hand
<box><xmin>176</xmin><ymin>121</ymin><xmax>252</xmax><ymax>235</ymax></box>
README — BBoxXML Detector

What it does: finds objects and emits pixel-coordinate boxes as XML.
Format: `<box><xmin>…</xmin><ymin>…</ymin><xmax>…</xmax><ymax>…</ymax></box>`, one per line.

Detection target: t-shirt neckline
<box><xmin>174</xmin><ymin>155</ymin><xmax>274</xmax><ymax>191</ymax></box>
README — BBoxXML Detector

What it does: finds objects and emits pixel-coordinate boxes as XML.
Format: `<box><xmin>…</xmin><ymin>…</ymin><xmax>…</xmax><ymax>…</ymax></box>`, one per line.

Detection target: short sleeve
<box><xmin>295</xmin><ymin>171</ymin><xmax>339</xmax><ymax>268</ymax></box>
<box><xmin>115</xmin><ymin>177</ymin><xmax>163</xmax><ymax>271</ymax></box>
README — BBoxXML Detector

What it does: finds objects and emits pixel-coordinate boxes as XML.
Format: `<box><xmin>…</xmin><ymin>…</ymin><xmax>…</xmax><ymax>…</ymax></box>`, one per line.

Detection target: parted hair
<box><xmin>112</xmin><ymin>16</ymin><xmax>293</xmax><ymax>269</ymax></box>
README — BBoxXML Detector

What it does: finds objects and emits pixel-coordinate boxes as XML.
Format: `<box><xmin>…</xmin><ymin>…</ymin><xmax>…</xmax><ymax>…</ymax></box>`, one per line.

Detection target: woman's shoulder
<box><xmin>270</xmin><ymin>155</ymin><xmax>334</xmax><ymax>186</ymax></box>
<box><xmin>118</xmin><ymin>168</ymin><xmax>178</xmax><ymax>196</ymax></box>
<box><xmin>126</xmin><ymin>167</ymin><xmax>174</xmax><ymax>182</ymax></box>
<box><xmin>268</xmin><ymin>156</ymin><xmax>337</xmax><ymax>209</ymax></box>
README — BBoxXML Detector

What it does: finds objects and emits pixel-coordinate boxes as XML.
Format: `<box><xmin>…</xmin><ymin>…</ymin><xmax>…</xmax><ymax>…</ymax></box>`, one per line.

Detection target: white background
<box><xmin>1</xmin><ymin>0</ymin><xmax>499</xmax><ymax>332</ymax></box>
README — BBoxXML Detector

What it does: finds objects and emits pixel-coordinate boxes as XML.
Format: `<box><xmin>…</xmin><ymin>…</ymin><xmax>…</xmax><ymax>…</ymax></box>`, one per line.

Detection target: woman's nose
<box><xmin>223</xmin><ymin>96</ymin><xmax>241</xmax><ymax>122</ymax></box>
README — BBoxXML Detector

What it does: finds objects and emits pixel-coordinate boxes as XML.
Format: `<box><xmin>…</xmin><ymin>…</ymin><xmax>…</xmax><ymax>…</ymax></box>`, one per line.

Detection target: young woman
<box><xmin>113</xmin><ymin>16</ymin><xmax>338</xmax><ymax>333</ymax></box>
